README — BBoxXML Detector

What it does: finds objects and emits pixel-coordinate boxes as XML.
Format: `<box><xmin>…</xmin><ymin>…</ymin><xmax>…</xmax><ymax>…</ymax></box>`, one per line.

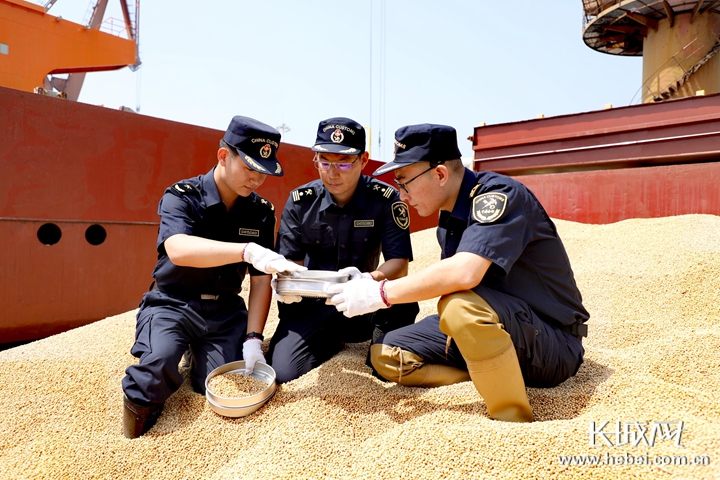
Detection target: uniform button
<box><xmin>341</xmin><ymin>245</ymin><xmax>346</xmax><ymax>249</ymax></box>
<box><xmin>316</xmin><ymin>240</ymin><xmax>320</xmax><ymax>244</ymax></box>
<box><xmin>364</xmin><ymin>238</ymin><xmax>367</xmax><ymax>242</ymax></box>
<box><xmin>343</xmin><ymin>215</ymin><xmax>347</xmax><ymax>218</ymax></box>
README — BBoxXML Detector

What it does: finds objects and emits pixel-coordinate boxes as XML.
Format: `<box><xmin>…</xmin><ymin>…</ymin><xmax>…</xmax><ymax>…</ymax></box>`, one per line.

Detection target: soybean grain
<box><xmin>208</xmin><ymin>373</ymin><xmax>268</xmax><ymax>398</ymax></box>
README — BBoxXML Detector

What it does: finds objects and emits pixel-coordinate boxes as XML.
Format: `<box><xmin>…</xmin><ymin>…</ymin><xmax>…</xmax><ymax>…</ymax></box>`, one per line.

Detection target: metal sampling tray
<box><xmin>275</xmin><ymin>270</ymin><xmax>350</xmax><ymax>298</ymax></box>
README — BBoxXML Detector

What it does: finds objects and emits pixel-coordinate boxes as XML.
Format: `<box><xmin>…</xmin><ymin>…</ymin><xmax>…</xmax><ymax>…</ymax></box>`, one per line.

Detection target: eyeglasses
<box><xmin>313</xmin><ymin>156</ymin><xmax>360</xmax><ymax>171</ymax></box>
<box><xmin>394</xmin><ymin>165</ymin><xmax>435</xmax><ymax>194</ymax></box>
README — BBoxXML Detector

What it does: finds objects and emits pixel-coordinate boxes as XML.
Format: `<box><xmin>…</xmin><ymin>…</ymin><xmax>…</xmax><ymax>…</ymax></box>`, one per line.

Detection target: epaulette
<box><xmin>168</xmin><ymin>182</ymin><xmax>195</xmax><ymax>197</ymax></box>
<box><xmin>469</xmin><ymin>182</ymin><xmax>484</xmax><ymax>198</ymax></box>
<box><xmin>367</xmin><ymin>180</ymin><xmax>396</xmax><ymax>200</ymax></box>
<box><xmin>256</xmin><ymin>194</ymin><xmax>275</xmax><ymax>212</ymax></box>
<box><xmin>291</xmin><ymin>186</ymin><xmax>316</xmax><ymax>203</ymax></box>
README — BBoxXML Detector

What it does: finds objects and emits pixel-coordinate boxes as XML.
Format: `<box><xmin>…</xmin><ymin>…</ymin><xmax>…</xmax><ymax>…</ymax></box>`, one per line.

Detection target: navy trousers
<box><xmin>267</xmin><ymin>298</ymin><xmax>419</xmax><ymax>384</ymax></box>
<box><xmin>122</xmin><ymin>290</ymin><xmax>247</xmax><ymax>405</ymax></box>
<box><xmin>377</xmin><ymin>287</ymin><xmax>585</xmax><ymax>388</ymax></box>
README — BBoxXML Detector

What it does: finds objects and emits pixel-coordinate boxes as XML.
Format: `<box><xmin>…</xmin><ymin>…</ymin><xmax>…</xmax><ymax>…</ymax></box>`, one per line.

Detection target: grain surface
<box><xmin>1</xmin><ymin>214</ymin><xmax>718</xmax><ymax>479</ymax></box>
<box><xmin>208</xmin><ymin>373</ymin><xmax>269</xmax><ymax>398</ymax></box>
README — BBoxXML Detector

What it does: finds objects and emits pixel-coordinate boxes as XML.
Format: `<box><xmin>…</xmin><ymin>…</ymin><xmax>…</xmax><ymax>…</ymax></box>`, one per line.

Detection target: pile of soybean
<box><xmin>1</xmin><ymin>215</ymin><xmax>718</xmax><ymax>480</ymax></box>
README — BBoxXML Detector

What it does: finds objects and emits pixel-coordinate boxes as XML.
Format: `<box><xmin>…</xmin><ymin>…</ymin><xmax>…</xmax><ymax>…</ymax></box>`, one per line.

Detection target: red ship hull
<box><xmin>0</xmin><ymin>86</ymin><xmax>434</xmax><ymax>343</ymax></box>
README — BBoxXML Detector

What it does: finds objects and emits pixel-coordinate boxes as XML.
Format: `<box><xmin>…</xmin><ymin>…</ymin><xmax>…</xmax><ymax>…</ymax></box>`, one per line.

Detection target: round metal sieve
<box><xmin>205</xmin><ymin>361</ymin><xmax>277</xmax><ymax>417</ymax></box>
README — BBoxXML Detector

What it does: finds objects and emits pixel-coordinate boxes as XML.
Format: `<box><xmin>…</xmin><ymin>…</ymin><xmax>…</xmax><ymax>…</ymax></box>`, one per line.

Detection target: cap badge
<box><xmin>331</xmin><ymin>129</ymin><xmax>344</xmax><ymax>144</ymax></box>
<box><xmin>260</xmin><ymin>144</ymin><xmax>272</xmax><ymax>159</ymax></box>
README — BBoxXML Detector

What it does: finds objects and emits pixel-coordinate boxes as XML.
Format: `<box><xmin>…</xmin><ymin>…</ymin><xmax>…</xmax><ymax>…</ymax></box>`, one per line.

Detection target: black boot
<box><xmin>123</xmin><ymin>394</ymin><xmax>163</xmax><ymax>439</ymax></box>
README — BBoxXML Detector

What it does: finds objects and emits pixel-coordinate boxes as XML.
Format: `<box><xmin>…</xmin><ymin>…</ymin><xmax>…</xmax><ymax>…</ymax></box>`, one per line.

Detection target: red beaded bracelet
<box><xmin>379</xmin><ymin>279</ymin><xmax>392</xmax><ymax>307</ymax></box>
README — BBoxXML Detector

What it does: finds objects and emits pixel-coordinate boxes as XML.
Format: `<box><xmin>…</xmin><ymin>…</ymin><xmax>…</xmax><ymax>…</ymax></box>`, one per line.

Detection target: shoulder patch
<box><xmin>170</xmin><ymin>183</ymin><xmax>195</xmax><ymax>196</ymax></box>
<box><xmin>291</xmin><ymin>186</ymin><xmax>316</xmax><ymax>203</ymax></box>
<box><xmin>472</xmin><ymin>192</ymin><xmax>508</xmax><ymax>224</ymax></box>
<box><xmin>469</xmin><ymin>182</ymin><xmax>484</xmax><ymax>198</ymax></box>
<box><xmin>368</xmin><ymin>180</ymin><xmax>396</xmax><ymax>200</ymax></box>
<box><xmin>391</xmin><ymin>201</ymin><xmax>410</xmax><ymax>230</ymax></box>
<box><xmin>256</xmin><ymin>195</ymin><xmax>275</xmax><ymax>212</ymax></box>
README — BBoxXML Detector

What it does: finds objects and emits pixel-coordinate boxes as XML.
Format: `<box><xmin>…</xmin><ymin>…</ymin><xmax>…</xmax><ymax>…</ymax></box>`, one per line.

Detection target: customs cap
<box><xmin>372</xmin><ymin>123</ymin><xmax>462</xmax><ymax>176</ymax></box>
<box><xmin>223</xmin><ymin>115</ymin><xmax>284</xmax><ymax>177</ymax></box>
<box><xmin>311</xmin><ymin>117</ymin><xmax>366</xmax><ymax>155</ymax></box>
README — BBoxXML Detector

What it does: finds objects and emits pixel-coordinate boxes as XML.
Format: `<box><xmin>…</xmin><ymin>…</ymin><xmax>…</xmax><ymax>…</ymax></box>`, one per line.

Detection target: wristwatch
<box><xmin>244</xmin><ymin>332</ymin><xmax>264</xmax><ymax>342</ymax></box>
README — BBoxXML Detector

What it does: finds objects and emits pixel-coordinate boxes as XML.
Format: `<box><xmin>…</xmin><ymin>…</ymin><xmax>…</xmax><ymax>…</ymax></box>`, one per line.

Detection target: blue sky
<box><xmin>44</xmin><ymin>1</ymin><xmax>643</xmax><ymax>163</ymax></box>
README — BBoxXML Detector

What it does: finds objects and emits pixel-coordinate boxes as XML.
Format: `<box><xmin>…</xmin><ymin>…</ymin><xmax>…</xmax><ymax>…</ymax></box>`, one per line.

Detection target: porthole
<box><xmin>37</xmin><ymin>223</ymin><xmax>62</xmax><ymax>245</ymax></box>
<box><xmin>85</xmin><ymin>224</ymin><xmax>107</xmax><ymax>246</ymax></box>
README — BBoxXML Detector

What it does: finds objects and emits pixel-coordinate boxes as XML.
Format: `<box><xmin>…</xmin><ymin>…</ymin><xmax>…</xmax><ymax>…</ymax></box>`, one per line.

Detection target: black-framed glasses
<box><xmin>313</xmin><ymin>155</ymin><xmax>360</xmax><ymax>171</ymax></box>
<box><xmin>394</xmin><ymin>165</ymin><xmax>435</xmax><ymax>194</ymax></box>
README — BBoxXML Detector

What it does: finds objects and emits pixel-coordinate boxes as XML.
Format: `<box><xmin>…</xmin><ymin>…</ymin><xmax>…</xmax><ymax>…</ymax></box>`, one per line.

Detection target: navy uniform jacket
<box><xmin>437</xmin><ymin>168</ymin><xmax>589</xmax><ymax>329</ymax></box>
<box><xmin>276</xmin><ymin>175</ymin><xmax>412</xmax><ymax>272</ymax></box>
<box><xmin>151</xmin><ymin>167</ymin><xmax>276</xmax><ymax>299</ymax></box>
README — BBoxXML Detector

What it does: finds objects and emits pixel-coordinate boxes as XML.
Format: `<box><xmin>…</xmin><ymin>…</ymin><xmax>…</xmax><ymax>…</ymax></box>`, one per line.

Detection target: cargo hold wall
<box><xmin>472</xmin><ymin>93</ymin><xmax>720</xmax><ymax>224</ymax></box>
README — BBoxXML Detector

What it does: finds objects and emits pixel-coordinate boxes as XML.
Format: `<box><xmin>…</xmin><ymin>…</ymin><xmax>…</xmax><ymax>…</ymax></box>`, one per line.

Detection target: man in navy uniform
<box><xmin>267</xmin><ymin>117</ymin><xmax>420</xmax><ymax>384</ymax></box>
<box><xmin>327</xmin><ymin>124</ymin><xmax>589</xmax><ymax>422</ymax></box>
<box><xmin>121</xmin><ymin>116</ymin><xmax>304</xmax><ymax>438</ymax></box>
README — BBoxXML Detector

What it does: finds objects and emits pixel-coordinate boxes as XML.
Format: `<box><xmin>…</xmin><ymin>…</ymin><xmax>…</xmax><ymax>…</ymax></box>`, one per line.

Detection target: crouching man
<box><xmin>121</xmin><ymin>116</ymin><xmax>304</xmax><ymax>438</ymax></box>
<box><xmin>327</xmin><ymin>124</ymin><xmax>589</xmax><ymax>422</ymax></box>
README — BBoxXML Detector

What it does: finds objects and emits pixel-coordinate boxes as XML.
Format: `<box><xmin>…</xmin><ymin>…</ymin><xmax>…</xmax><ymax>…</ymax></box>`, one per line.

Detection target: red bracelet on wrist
<box><xmin>379</xmin><ymin>279</ymin><xmax>391</xmax><ymax>307</ymax></box>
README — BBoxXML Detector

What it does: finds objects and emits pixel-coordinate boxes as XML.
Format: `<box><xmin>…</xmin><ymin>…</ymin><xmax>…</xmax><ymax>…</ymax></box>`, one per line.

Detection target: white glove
<box><xmin>326</xmin><ymin>278</ymin><xmax>389</xmax><ymax>318</ymax></box>
<box><xmin>337</xmin><ymin>266</ymin><xmax>373</xmax><ymax>281</ymax></box>
<box><xmin>242</xmin><ymin>339</ymin><xmax>266</xmax><ymax>374</ymax></box>
<box><xmin>243</xmin><ymin>243</ymin><xmax>307</xmax><ymax>275</ymax></box>
<box><xmin>271</xmin><ymin>276</ymin><xmax>302</xmax><ymax>304</ymax></box>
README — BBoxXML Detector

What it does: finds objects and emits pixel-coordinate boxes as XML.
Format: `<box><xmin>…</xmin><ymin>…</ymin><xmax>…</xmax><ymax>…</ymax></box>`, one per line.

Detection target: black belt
<box><xmin>154</xmin><ymin>288</ymin><xmax>237</xmax><ymax>302</ymax></box>
<box><xmin>559</xmin><ymin>322</ymin><xmax>588</xmax><ymax>339</ymax></box>
<box><xmin>195</xmin><ymin>292</ymin><xmax>240</xmax><ymax>301</ymax></box>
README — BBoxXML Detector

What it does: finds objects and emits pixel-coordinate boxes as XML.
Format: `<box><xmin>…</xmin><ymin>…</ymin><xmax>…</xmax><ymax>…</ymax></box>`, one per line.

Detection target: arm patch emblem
<box><xmin>392</xmin><ymin>202</ymin><xmax>410</xmax><ymax>230</ymax></box>
<box><xmin>472</xmin><ymin>193</ymin><xmax>507</xmax><ymax>224</ymax></box>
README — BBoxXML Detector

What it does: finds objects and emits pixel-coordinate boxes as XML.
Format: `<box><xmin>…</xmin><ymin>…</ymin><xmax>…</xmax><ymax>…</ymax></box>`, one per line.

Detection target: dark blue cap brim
<box><xmin>371</xmin><ymin>160</ymin><xmax>408</xmax><ymax>176</ymax></box>
<box><xmin>236</xmin><ymin>148</ymin><xmax>284</xmax><ymax>177</ymax></box>
<box><xmin>311</xmin><ymin>143</ymin><xmax>364</xmax><ymax>155</ymax></box>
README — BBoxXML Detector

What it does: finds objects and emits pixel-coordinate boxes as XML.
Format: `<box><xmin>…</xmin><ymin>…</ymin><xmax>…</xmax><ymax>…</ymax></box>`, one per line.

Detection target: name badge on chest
<box><xmin>239</xmin><ymin>228</ymin><xmax>260</xmax><ymax>237</ymax></box>
<box><xmin>354</xmin><ymin>220</ymin><xmax>374</xmax><ymax>228</ymax></box>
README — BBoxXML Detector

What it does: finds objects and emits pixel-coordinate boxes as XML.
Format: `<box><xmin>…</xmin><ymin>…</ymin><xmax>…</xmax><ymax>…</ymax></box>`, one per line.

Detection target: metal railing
<box><xmin>98</xmin><ymin>16</ymin><xmax>131</xmax><ymax>39</ymax></box>
<box><xmin>630</xmin><ymin>16</ymin><xmax>720</xmax><ymax>103</ymax></box>
<box><xmin>582</xmin><ymin>0</ymin><xmax>622</xmax><ymax>25</ymax></box>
